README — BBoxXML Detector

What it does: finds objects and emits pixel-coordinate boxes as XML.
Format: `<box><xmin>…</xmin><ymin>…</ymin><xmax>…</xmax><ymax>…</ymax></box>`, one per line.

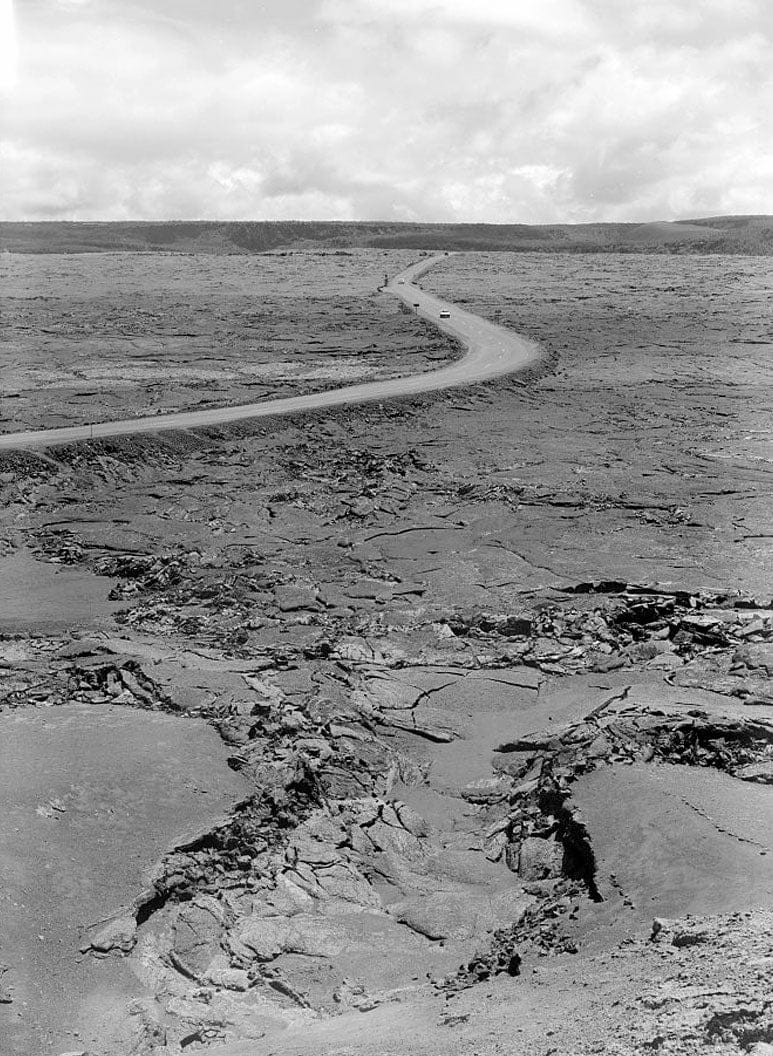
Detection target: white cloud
<box><xmin>1</xmin><ymin>0</ymin><xmax>771</xmax><ymax>220</ymax></box>
<box><xmin>321</xmin><ymin>0</ymin><xmax>593</xmax><ymax>37</ymax></box>
<box><xmin>0</xmin><ymin>0</ymin><xmax>18</xmax><ymax>91</ymax></box>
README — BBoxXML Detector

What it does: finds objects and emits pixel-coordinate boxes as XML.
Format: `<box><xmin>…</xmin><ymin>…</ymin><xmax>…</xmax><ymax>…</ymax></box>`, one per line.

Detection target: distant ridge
<box><xmin>1</xmin><ymin>216</ymin><xmax>771</xmax><ymax>254</ymax></box>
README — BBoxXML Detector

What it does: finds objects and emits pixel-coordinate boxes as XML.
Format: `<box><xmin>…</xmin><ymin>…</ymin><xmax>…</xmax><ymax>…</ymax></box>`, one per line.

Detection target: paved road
<box><xmin>0</xmin><ymin>254</ymin><xmax>542</xmax><ymax>452</ymax></box>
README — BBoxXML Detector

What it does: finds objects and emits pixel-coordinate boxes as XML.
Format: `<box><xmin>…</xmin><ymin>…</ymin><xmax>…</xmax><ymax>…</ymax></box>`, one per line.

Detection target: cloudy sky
<box><xmin>1</xmin><ymin>0</ymin><xmax>771</xmax><ymax>222</ymax></box>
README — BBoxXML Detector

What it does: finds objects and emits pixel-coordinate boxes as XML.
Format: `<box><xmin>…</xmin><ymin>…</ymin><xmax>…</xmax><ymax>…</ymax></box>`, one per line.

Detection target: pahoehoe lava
<box><xmin>0</xmin><ymin>242</ymin><xmax>771</xmax><ymax>1056</ymax></box>
<box><xmin>0</xmin><ymin>255</ymin><xmax>542</xmax><ymax>452</ymax></box>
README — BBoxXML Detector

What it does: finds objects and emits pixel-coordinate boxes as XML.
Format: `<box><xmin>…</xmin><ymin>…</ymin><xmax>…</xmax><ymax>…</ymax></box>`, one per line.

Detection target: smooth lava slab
<box><xmin>568</xmin><ymin>762</ymin><xmax>773</xmax><ymax>947</ymax></box>
<box><xmin>0</xmin><ymin>551</ymin><xmax>120</xmax><ymax>631</ymax></box>
<box><xmin>0</xmin><ymin>702</ymin><xmax>247</xmax><ymax>1054</ymax></box>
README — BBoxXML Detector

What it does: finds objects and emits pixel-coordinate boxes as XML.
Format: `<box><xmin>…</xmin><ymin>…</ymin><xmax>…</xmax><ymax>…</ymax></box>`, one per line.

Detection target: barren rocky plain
<box><xmin>0</xmin><ymin>250</ymin><xmax>456</xmax><ymax>432</ymax></box>
<box><xmin>0</xmin><ymin>235</ymin><xmax>772</xmax><ymax>1056</ymax></box>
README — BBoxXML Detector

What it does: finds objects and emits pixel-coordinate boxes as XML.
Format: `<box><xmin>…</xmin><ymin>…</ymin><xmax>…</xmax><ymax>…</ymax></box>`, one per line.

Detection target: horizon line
<box><xmin>1</xmin><ymin>213</ymin><xmax>771</xmax><ymax>227</ymax></box>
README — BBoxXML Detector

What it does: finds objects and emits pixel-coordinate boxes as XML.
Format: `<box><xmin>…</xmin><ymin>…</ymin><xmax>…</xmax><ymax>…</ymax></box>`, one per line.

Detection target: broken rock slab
<box><xmin>233</xmin><ymin>915</ymin><xmax>288</xmax><ymax>962</ymax></box>
<box><xmin>257</xmin><ymin>875</ymin><xmax>316</xmax><ymax>917</ymax></box>
<box><xmin>735</xmin><ymin>760</ymin><xmax>773</xmax><ymax>784</ymax></box>
<box><xmin>513</xmin><ymin>836</ymin><xmax>565</xmax><ymax>882</ymax></box>
<box><xmin>391</xmin><ymin>891</ymin><xmax>484</xmax><ymax>941</ymax></box>
<box><xmin>85</xmin><ymin>913</ymin><xmax>138</xmax><ymax>955</ymax></box>
<box><xmin>205</xmin><ymin>962</ymin><xmax>251</xmax><ymax>992</ymax></box>
<box><xmin>234</xmin><ymin>912</ymin><xmax>347</xmax><ymax>960</ymax></box>
<box><xmin>273</xmin><ymin>585</ymin><xmax>322</xmax><ymax>612</ymax></box>
<box><xmin>391</xmin><ymin>885</ymin><xmax>533</xmax><ymax>942</ymax></box>
<box><xmin>170</xmin><ymin>895</ymin><xmax>227</xmax><ymax>979</ymax></box>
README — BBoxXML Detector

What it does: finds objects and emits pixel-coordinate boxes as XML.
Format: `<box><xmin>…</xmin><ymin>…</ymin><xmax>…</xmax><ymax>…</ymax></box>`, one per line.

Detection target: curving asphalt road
<box><xmin>0</xmin><ymin>253</ymin><xmax>542</xmax><ymax>452</ymax></box>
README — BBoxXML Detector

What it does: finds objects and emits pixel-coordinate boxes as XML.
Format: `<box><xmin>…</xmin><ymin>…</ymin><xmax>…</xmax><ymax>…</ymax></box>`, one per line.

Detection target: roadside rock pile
<box><xmin>440</xmin><ymin>584</ymin><xmax>773</xmax><ymax>678</ymax></box>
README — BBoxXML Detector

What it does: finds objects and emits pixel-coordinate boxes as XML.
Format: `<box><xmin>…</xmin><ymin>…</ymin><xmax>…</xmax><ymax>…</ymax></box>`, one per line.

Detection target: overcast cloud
<box><xmin>1</xmin><ymin>0</ymin><xmax>771</xmax><ymax>221</ymax></box>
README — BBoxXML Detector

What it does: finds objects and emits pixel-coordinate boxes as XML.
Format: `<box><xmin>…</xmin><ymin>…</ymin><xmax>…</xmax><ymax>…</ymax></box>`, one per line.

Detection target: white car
<box><xmin>439</xmin><ymin>311</ymin><xmax>451</xmax><ymax>319</ymax></box>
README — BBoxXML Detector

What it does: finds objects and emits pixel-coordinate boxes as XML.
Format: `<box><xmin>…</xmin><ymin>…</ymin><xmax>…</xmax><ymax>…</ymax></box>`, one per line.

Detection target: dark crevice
<box><xmin>539</xmin><ymin>786</ymin><xmax>603</xmax><ymax>903</ymax></box>
<box><xmin>180</xmin><ymin>1030</ymin><xmax>208</xmax><ymax>1049</ymax></box>
<box><xmin>134</xmin><ymin>885</ymin><xmax>177</xmax><ymax>928</ymax></box>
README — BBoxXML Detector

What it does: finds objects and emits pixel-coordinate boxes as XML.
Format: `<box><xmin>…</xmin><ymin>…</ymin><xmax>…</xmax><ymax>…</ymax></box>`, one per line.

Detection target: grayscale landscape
<box><xmin>0</xmin><ymin>223</ymin><xmax>771</xmax><ymax>1055</ymax></box>
<box><xmin>2</xmin><ymin>0</ymin><xmax>772</xmax><ymax>1052</ymax></box>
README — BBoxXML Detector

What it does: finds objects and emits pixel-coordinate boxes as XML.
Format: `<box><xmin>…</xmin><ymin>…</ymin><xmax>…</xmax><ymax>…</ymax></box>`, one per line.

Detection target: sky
<box><xmin>0</xmin><ymin>0</ymin><xmax>771</xmax><ymax>222</ymax></box>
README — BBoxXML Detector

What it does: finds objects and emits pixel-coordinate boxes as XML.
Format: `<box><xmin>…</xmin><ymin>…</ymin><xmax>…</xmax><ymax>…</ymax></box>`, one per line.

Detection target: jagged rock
<box><xmin>242</xmin><ymin>673</ymin><xmax>285</xmax><ymax>702</ymax></box>
<box><xmin>511</xmin><ymin>777</ymin><xmax>541</xmax><ymax>798</ymax></box>
<box><xmin>516</xmin><ymin>836</ymin><xmax>564</xmax><ymax>881</ymax></box>
<box><xmin>328</xmin><ymin>722</ymin><xmax>366</xmax><ymax>740</ymax></box>
<box><xmin>645</xmin><ymin>652</ymin><xmax>682</xmax><ymax>671</ymax></box>
<box><xmin>284</xmin><ymin>862</ymin><xmax>326</xmax><ymax>898</ymax></box>
<box><xmin>282</xmin><ymin>914</ymin><xmax>346</xmax><ymax>956</ymax></box>
<box><xmin>274</xmin><ymin>585</ymin><xmax>321</xmax><ymax>612</ymax></box>
<box><xmin>294</xmin><ymin>812</ymin><xmax>344</xmax><ymax>844</ymax></box>
<box><xmin>587</xmin><ymin>733</ymin><xmax>612</xmax><ymax>760</ymax></box>
<box><xmin>461</xmin><ymin>776</ymin><xmax>511</xmax><ymax>803</ymax></box>
<box><xmin>392</xmin><ymin>885</ymin><xmax>532</xmax><ymax>942</ymax></box>
<box><xmin>295</xmin><ymin>735</ymin><xmax>333</xmax><ymax>760</ymax></box>
<box><xmin>348</xmin><ymin>825</ymin><xmax>374</xmax><ymax>856</ymax></box>
<box><xmin>378</xmin><ymin>803</ymin><xmax>403</xmax><ymax>828</ymax></box>
<box><xmin>87</xmin><ymin>913</ymin><xmax>138</xmax><ymax>955</ymax></box>
<box><xmin>489</xmin><ymin>887</ymin><xmax>535</xmax><ymax>925</ymax></box>
<box><xmin>333</xmin><ymin>979</ymin><xmax>380</xmax><ymax>1011</ymax></box>
<box><xmin>206</xmin><ymin>964</ymin><xmax>251</xmax><ymax>991</ymax></box>
<box><xmin>623</xmin><ymin>641</ymin><xmax>659</xmax><ymax>662</ymax></box>
<box><xmin>493</xmin><ymin>752</ymin><xmax>538</xmax><ymax>781</ymax></box>
<box><xmin>367</xmin><ymin>848</ymin><xmax>416</xmax><ymax>889</ymax></box>
<box><xmin>332</xmin><ymin>639</ymin><xmax>380</xmax><ymax>663</ymax></box>
<box><xmin>367</xmin><ymin>819</ymin><xmax>423</xmax><ymax>859</ymax></box>
<box><xmin>679</xmin><ymin>613</ymin><xmax>723</xmax><ymax>631</ymax></box>
<box><xmin>744</xmin><ymin>692</ymin><xmax>773</xmax><ymax>707</ymax></box>
<box><xmin>497</xmin><ymin>616</ymin><xmax>533</xmax><ymax>637</ymax></box>
<box><xmin>0</xmin><ymin>963</ymin><xmax>13</xmax><ymax>1004</ymax></box>
<box><xmin>485</xmin><ymin>831</ymin><xmax>509</xmax><ymax>861</ymax></box>
<box><xmin>343</xmin><ymin>578</ymin><xmax>393</xmax><ymax>600</ymax></box>
<box><xmin>735</xmin><ymin>760</ymin><xmax>773</xmax><ymax>783</ymax></box>
<box><xmin>671</xmin><ymin>928</ymin><xmax>709</xmax><ymax>948</ymax></box>
<box><xmin>393</xmin><ymin>720</ymin><xmax>455</xmax><ymax>742</ymax></box>
<box><xmin>504</xmin><ymin>842</ymin><xmax>520</xmax><ymax>873</ymax></box>
<box><xmin>650</xmin><ymin>917</ymin><xmax>674</xmax><ymax>942</ymax></box>
<box><xmin>394</xmin><ymin>801</ymin><xmax>430</xmax><ymax>837</ymax></box>
<box><xmin>289</xmin><ymin>835</ymin><xmax>339</xmax><ymax>867</ymax></box>
<box><xmin>171</xmin><ymin>895</ymin><xmax>226</xmax><ymax>978</ymax></box>
<box><xmin>119</xmin><ymin>667</ymin><xmax>157</xmax><ymax>706</ymax></box>
<box><xmin>314</xmin><ymin>862</ymin><xmax>381</xmax><ymax>906</ymax></box>
<box><xmin>234</xmin><ymin>915</ymin><xmax>289</xmax><ymax>961</ymax></box>
<box><xmin>590</xmin><ymin>654</ymin><xmax>626</xmax><ymax>673</ymax></box>
<box><xmin>238</xmin><ymin>911</ymin><xmax>348</xmax><ymax>959</ymax></box>
<box><xmin>262</xmin><ymin>876</ymin><xmax>315</xmax><ymax>917</ymax></box>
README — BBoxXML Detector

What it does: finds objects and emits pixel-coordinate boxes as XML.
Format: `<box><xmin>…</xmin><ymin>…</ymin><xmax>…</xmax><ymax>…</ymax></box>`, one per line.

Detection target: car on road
<box><xmin>413</xmin><ymin>302</ymin><xmax>420</xmax><ymax>308</ymax></box>
<box><xmin>398</xmin><ymin>279</ymin><xmax>405</xmax><ymax>284</ymax></box>
<box><xmin>439</xmin><ymin>311</ymin><xmax>451</xmax><ymax>319</ymax></box>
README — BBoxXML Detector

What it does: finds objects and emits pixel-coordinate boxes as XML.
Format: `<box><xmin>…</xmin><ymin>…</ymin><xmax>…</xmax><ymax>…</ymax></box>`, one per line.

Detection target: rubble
<box><xmin>2</xmin><ymin>246</ymin><xmax>771</xmax><ymax>1054</ymax></box>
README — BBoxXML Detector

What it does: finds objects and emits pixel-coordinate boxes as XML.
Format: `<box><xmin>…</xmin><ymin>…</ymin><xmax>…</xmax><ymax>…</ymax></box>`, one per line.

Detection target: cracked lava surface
<box><xmin>0</xmin><ymin>247</ymin><xmax>771</xmax><ymax>1056</ymax></box>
